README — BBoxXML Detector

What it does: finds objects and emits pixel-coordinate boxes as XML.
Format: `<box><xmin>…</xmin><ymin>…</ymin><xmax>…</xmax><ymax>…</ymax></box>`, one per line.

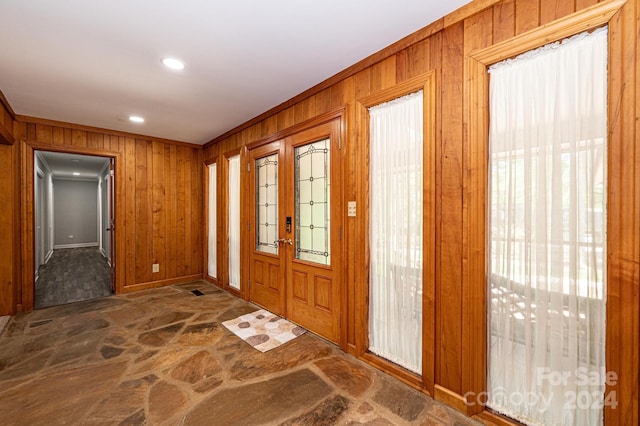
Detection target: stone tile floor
<box><xmin>0</xmin><ymin>281</ymin><xmax>481</xmax><ymax>426</ymax></box>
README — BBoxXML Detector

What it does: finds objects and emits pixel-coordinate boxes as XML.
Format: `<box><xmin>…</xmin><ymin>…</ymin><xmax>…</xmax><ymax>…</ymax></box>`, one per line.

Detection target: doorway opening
<box><xmin>34</xmin><ymin>150</ymin><xmax>115</xmax><ymax>309</ymax></box>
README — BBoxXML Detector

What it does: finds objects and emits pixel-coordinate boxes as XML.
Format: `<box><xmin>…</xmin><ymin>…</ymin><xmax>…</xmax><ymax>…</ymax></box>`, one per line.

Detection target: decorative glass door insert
<box><xmin>294</xmin><ymin>138</ymin><xmax>330</xmax><ymax>265</ymax></box>
<box><xmin>255</xmin><ymin>153</ymin><xmax>279</xmax><ymax>255</ymax></box>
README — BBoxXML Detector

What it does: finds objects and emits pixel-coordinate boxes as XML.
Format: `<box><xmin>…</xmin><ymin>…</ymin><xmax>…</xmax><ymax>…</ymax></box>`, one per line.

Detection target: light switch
<box><xmin>152</xmin><ymin>264</ymin><xmax>160</xmax><ymax>273</ymax></box>
<box><xmin>347</xmin><ymin>201</ymin><xmax>356</xmax><ymax>217</ymax></box>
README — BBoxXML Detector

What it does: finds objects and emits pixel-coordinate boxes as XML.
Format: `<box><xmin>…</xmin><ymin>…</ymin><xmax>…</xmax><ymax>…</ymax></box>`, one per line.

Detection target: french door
<box><xmin>248</xmin><ymin>119</ymin><xmax>342</xmax><ymax>344</ymax></box>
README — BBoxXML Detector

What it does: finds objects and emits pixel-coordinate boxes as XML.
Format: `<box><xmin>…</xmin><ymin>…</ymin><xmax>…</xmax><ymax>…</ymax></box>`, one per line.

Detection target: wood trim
<box><xmin>204</xmin><ymin>156</ymin><xmax>217</xmax><ymax>166</ymax></box>
<box><xmin>605</xmin><ymin>0</ymin><xmax>639</xmax><ymax>424</ymax></box>
<box><xmin>26</xmin><ymin>142</ymin><xmax>119</xmax><ymax>159</ymax></box>
<box><xmin>338</xmin><ymin>106</ymin><xmax>350</xmax><ymax>351</ymax></box>
<box><xmin>355</xmin><ymin>70</ymin><xmax>438</xmax><ymax>393</ymax></box>
<box><xmin>0</xmin><ymin>123</ymin><xmax>14</xmax><ymax>146</ymax></box>
<box><xmin>0</xmin><ymin>90</ymin><xmax>16</xmax><ymax>119</ymax></box>
<box><xmin>444</xmin><ymin>0</ymin><xmax>503</xmax><ymax>28</ymax></box>
<box><xmin>360</xmin><ymin>352</ymin><xmax>424</xmax><ymax>392</ymax></box>
<box><xmin>465</xmin><ymin>0</ymin><xmax>628</xmax><ymax>423</ymax></box>
<box><xmin>20</xmin><ymin>141</ymin><xmax>34</xmax><ymax>311</ymax></box>
<box><xmin>20</xmin><ymin>141</ymin><xmax>125</xmax><ymax>310</ymax></box>
<box><xmin>221</xmin><ymin>147</ymin><xmax>245</xmax><ymax>297</ymax></box>
<box><xmin>203</xmin><ymin>275</ymin><xmax>222</xmax><ymax>288</ymax></box>
<box><xmin>422</xmin><ymin>73</ymin><xmax>437</xmax><ymax>395</ymax></box>
<box><xmin>245</xmin><ymin>106</ymin><xmax>346</xmax><ymax>151</ymax></box>
<box><xmin>469</xmin><ymin>0</ymin><xmax>626</xmax><ymax>64</ymax></box>
<box><xmin>434</xmin><ymin>385</ymin><xmax>471</xmax><ymax>415</ymax></box>
<box><xmin>203</xmin><ymin>157</ymin><xmax>218</xmax><ymax>284</ymax></box>
<box><xmin>16</xmin><ymin>115</ymin><xmax>199</xmax><ymax>148</ymax></box>
<box><xmin>122</xmin><ymin>274</ymin><xmax>202</xmax><ymax>292</ymax></box>
<box><xmin>473</xmin><ymin>410</ymin><xmax>526</xmax><ymax>426</ymax></box>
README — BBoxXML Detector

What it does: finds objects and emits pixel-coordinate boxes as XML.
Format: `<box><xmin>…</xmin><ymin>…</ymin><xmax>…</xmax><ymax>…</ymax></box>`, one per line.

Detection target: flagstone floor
<box><xmin>0</xmin><ymin>281</ymin><xmax>481</xmax><ymax>426</ymax></box>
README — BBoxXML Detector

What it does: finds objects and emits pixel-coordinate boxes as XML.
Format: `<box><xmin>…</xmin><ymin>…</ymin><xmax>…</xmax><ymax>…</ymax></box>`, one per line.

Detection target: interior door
<box><xmin>248</xmin><ymin>141</ymin><xmax>286</xmax><ymax>316</ymax></box>
<box><xmin>247</xmin><ymin>118</ymin><xmax>342</xmax><ymax>343</ymax></box>
<box><xmin>108</xmin><ymin>158</ymin><xmax>115</xmax><ymax>293</ymax></box>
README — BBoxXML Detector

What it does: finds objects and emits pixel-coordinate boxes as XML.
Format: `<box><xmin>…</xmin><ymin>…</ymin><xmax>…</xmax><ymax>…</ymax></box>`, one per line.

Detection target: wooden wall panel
<box><xmin>438</xmin><ymin>21</ymin><xmax>465</xmax><ymax>395</ymax></box>
<box><xmin>461</xmin><ymin>6</ymin><xmax>494</xmax><ymax>414</ymax></box>
<box><xmin>0</xmin><ymin>95</ymin><xmax>14</xmax><ymax>314</ymax></box>
<box><xmin>203</xmin><ymin>0</ymin><xmax>639</xmax><ymax>423</ymax></box>
<box><xmin>515</xmin><ymin>0</ymin><xmax>540</xmax><ymax>34</ymax></box>
<box><xmin>0</xmin><ymin>144</ymin><xmax>15</xmax><ymax>315</ymax></box>
<box><xmin>493</xmin><ymin>0</ymin><xmax>516</xmax><ymax>43</ymax></box>
<box><xmin>6</xmin><ymin>117</ymin><xmax>203</xmax><ymax>309</ymax></box>
<box><xmin>606</xmin><ymin>1</ymin><xmax>639</xmax><ymax>423</ymax></box>
<box><xmin>0</xmin><ymin>0</ymin><xmax>636</xmax><ymax>423</ymax></box>
<box><xmin>540</xmin><ymin>0</ymin><xmax>575</xmax><ymax>24</ymax></box>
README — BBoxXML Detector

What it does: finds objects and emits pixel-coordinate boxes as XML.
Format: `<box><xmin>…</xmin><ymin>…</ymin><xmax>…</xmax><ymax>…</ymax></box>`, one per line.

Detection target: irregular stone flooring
<box><xmin>0</xmin><ymin>282</ymin><xmax>481</xmax><ymax>426</ymax></box>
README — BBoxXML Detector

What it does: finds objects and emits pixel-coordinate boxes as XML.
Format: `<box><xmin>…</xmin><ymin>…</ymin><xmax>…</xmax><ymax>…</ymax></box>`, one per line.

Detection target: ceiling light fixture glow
<box><xmin>129</xmin><ymin>115</ymin><xmax>145</xmax><ymax>123</ymax></box>
<box><xmin>73</xmin><ymin>172</ymin><xmax>80</xmax><ymax>176</ymax></box>
<box><xmin>162</xmin><ymin>57</ymin><xmax>185</xmax><ymax>70</ymax></box>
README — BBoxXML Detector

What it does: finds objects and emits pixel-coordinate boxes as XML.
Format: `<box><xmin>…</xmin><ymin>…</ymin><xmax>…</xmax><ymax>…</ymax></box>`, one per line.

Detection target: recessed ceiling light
<box><xmin>162</xmin><ymin>57</ymin><xmax>185</xmax><ymax>70</ymax></box>
<box><xmin>71</xmin><ymin>159</ymin><xmax>80</xmax><ymax>163</ymax></box>
<box><xmin>73</xmin><ymin>172</ymin><xmax>80</xmax><ymax>176</ymax></box>
<box><xmin>129</xmin><ymin>115</ymin><xmax>145</xmax><ymax>123</ymax></box>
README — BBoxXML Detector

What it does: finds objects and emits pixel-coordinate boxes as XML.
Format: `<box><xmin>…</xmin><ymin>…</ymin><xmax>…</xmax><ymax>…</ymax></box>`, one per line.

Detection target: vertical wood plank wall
<box><xmin>8</xmin><ymin>119</ymin><xmax>203</xmax><ymax>308</ymax></box>
<box><xmin>0</xmin><ymin>100</ymin><xmax>15</xmax><ymax>315</ymax></box>
<box><xmin>0</xmin><ymin>0</ymin><xmax>637</xmax><ymax>423</ymax></box>
<box><xmin>203</xmin><ymin>0</ymin><xmax>639</xmax><ymax>423</ymax></box>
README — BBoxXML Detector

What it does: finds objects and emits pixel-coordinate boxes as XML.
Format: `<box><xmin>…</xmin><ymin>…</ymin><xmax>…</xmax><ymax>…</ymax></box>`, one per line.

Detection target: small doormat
<box><xmin>222</xmin><ymin>309</ymin><xmax>306</xmax><ymax>352</ymax></box>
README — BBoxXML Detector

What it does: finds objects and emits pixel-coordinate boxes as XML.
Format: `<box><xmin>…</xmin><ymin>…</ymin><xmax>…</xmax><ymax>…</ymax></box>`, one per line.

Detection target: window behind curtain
<box><xmin>207</xmin><ymin>163</ymin><xmax>217</xmax><ymax>279</ymax></box>
<box><xmin>487</xmin><ymin>28</ymin><xmax>608</xmax><ymax>426</ymax></box>
<box><xmin>368</xmin><ymin>90</ymin><xmax>423</xmax><ymax>374</ymax></box>
<box><xmin>228</xmin><ymin>156</ymin><xmax>240</xmax><ymax>290</ymax></box>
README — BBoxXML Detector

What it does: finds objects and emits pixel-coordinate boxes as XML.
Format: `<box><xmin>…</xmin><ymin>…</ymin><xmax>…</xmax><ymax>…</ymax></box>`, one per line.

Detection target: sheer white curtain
<box><xmin>228</xmin><ymin>156</ymin><xmax>241</xmax><ymax>290</ymax></box>
<box><xmin>207</xmin><ymin>163</ymin><xmax>217</xmax><ymax>278</ymax></box>
<box><xmin>369</xmin><ymin>90</ymin><xmax>423</xmax><ymax>374</ymax></box>
<box><xmin>487</xmin><ymin>28</ymin><xmax>608</xmax><ymax>426</ymax></box>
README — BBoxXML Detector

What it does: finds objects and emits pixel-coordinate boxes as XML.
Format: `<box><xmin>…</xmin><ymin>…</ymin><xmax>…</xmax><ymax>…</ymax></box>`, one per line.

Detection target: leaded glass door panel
<box><xmin>248</xmin><ymin>141</ymin><xmax>286</xmax><ymax>316</ymax></box>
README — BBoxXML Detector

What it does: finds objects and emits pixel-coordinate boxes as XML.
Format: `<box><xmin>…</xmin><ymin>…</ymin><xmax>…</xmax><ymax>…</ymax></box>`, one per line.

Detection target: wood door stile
<box><xmin>285</xmin><ymin>120</ymin><xmax>342</xmax><ymax>344</ymax></box>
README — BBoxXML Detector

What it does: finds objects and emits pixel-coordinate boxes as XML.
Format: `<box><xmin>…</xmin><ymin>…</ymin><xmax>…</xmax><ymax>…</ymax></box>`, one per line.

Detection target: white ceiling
<box><xmin>0</xmin><ymin>0</ymin><xmax>470</xmax><ymax>145</ymax></box>
<box><xmin>37</xmin><ymin>151</ymin><xmax>110</xmax><ymax>180</ymax></box>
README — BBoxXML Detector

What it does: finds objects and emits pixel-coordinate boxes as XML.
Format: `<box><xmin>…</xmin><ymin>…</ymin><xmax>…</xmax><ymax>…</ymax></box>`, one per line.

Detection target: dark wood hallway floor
<box><xmin>35</xmin><ymin>247</ymin><xmax>112</xmax><ymax>309</ymax></box>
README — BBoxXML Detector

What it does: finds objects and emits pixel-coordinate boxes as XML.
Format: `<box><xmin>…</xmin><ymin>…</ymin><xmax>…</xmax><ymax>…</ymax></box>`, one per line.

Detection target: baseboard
<box><xmin>100</xmin><ymin>248</ymin><xmax>107</xmax><ymax>258</ymax></box>
<box><xmin>44</xmin><ymin>250</ymin><xmax>53</xmax><ymax>263</ymax></box>
<box><xmin>434</xmin><ymin>385</ymin><xmax>472</xmax><ymax>414</ymax></box>
<box><xmin>53</xmin><ymin>242</ymin><xmax>99</xmax><ymax>249</ymax></box>
<box><xmin>121</xmin><ymin>274</ymin><xmax>203</xmax><ymax>293</ymax></box>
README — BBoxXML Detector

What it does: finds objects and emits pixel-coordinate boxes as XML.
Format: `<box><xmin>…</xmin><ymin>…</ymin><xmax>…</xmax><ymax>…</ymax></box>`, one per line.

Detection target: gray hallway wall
<box><xmin>54</xmin><ymin>179</ymin><xmax>99</xmax><ymax>247</ymax></box>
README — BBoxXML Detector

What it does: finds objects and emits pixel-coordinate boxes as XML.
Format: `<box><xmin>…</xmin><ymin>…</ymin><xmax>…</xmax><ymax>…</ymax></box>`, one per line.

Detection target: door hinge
<box><xmin>247</xmin><ymin>279</ymin><xmax>251</xmax><ymax>289</ymax></box>
<box><xmin>247</xmin><ymin>162</ymin><xmax>251</xmax><ymax>172</ymax></box>
<box><xmin>338</xmin><ymin>136</ymin><xmax>342</xmax><ymax>150</ymax></box>
<box><xmin>247</xmin><ymin>220</ymin><xmax>251</xmax><ymax>231</ymax></box>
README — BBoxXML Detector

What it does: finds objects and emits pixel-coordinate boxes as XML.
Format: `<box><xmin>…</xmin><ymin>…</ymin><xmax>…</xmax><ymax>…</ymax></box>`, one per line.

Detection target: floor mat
<box><xmin>222</xmin><ymin>309</ymin><xmax>306</xmax><ymax>352</ymax></box>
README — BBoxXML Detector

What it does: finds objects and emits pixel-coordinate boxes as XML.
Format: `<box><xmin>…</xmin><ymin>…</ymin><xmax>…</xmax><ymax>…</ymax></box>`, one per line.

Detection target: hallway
<box><xmin>35</xmin><ymin>247</ymin><xmax>112</xmax><ymax>309</ymax></box>
<box><xmin>1</xmin><ymin>281</ymin><xmax>479</xmax><ymax>425</ymax></box>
